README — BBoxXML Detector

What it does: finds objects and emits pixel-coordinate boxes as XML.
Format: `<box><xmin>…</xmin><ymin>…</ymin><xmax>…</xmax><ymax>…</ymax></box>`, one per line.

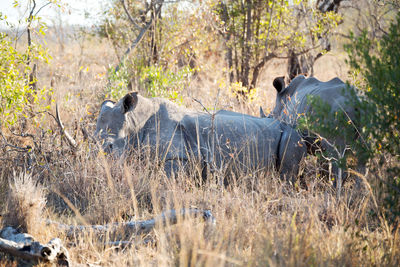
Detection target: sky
<box><xmin>0</xmin><ymin>0</ymin><xmax>111</xmax><ymax>29</ymax></box>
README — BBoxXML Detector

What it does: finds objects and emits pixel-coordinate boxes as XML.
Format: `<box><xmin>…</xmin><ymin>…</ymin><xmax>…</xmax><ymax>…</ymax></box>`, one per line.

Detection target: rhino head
<box><xmin>95</xmin><ymin>92</ymin><xmax>139</xmax><ymax>155</ymax></box>
<box><xmin>271</xmin><ymin>75</ymin><xmax>306</xmax><ymax>119</ymax></box>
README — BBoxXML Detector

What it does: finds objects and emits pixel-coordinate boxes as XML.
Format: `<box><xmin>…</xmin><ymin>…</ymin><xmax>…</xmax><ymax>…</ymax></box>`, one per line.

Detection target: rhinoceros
<box><xmin>270</xmin><ymin>75</ymin><xmax>357</xmax><ymax>126</ymax></box>
<box><xmin>95</xmin><ymin>92</ymin><xmax>306</xmax><ymax>182</ymax></box>
<box><xmin>267</xmin><ymin>75</ymin><xmax>359</xmax><ymax>186</ymax></box>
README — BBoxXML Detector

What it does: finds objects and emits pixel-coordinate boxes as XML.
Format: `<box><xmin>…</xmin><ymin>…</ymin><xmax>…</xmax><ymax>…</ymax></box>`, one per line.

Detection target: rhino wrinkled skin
<box><xmin>95</xmin><ymin>92</ymin><xmax>306</xmax><ymax>181</ymax></box>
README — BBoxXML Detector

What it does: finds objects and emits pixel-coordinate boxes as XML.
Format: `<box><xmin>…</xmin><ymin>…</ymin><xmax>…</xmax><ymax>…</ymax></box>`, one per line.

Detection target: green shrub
<box><xmin>106</xmin><ymin>63</ymin><xmax>131</xmax><ymax>100</ymax></box>
<box><xmin>298</xmin><ymin>91</ymin><xmax>359</xmax><ymax>171</ymax></box>
<box><xmin>0</xmin><ymin>33</ymin><xmax>51</xmax><ymax>127</ymax></box>
<box><xmin>345</xmin><ymin>17</ymin><xmax>400</xmax><ymax>161</ymax></box>
<box><xmin>139</xmin><ymin>65</ymin><xmax>193</xmax><ymax>103</ymax></box>
<box><xmin>344</xmin><ymin>14</ymin><xmax>400</xmax><ymax>222</ymax></box>
<box><xmin>303</xmin><ymin>14</ymin><xmax>400</xmax><ymax>223</ymax></box>
<box><xmin>105</xmin><ymin>63</ymin><xmax>193</xmax><ymax>103</ymax></box>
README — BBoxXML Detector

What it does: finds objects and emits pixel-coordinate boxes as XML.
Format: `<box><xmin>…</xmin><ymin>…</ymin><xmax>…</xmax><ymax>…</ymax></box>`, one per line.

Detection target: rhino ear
<box><xmin>121</xmin><ymin>92</ymin><xmax>138</xmax><ymax>114</ymax></box>
<box><xmin>100</xmin><ymin>100</ymin><xmax>115</xmax><ymax>110</ymax></box>
<box><xmin>273</xmin><ymin>76</ymin><xmax>285</xmax><ymax>94</ymax></box>
<box><xmin>99</xmin><ymin>100</ymin><xmax>115</xmax><ymax>115</ymax></box>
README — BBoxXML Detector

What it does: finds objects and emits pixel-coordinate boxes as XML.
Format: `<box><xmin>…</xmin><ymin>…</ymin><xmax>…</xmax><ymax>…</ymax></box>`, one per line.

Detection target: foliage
<box><xmin>298</xmin><ymin>89</ymin><xmax>360</xmax><ymax>170</ymax></box>
<box><xmin>106</xmin><ymin>63</ymin><xmax>131</xmax><ymax>100</ymax></box>
<box><xmin>229</xmin><ymin>81</ymin><xmax>258</xmax><ymax>103</ymax></box>
<box><xmin>0</xmin><ymin>33</ymin><xmax>51</xmax><ymax>127</ymax></box>
<box><xmin>0</xmin><ymin>33</ymin><xmax>30</xmax><ymax>126</ymax></box>
<box><xmin>345</xmin><ymin>14</ymin><xmax>400</xmax><ymax>222</ymax></box>
<box><xmin>301</xmin><ymin>13</ymin><xmax>400</xmax><ymax>223</ymax></box>
<box><xmin>105</xmin><ymin>63</ymin><xmax>193</xmax><ymax>103</ymax></box>
<box><xmin>98</xmin><ymin>1</ymin><xmax>211</xmax><ymax>100</ymax></box>
<box><xmin>345</xmin><ymin>19</ymin><xmax>400</xmax><ymax>159</ymax></box>
<box><xmin>213</xmin><ymin>0</ymin><xmax>342</xmax><ymax>90</ymax></box>
<box><xmin>139</xmin><ymin>65</ymin><xmax>193</xmax><ymax>103</ymax></box>
<box><xmin>0</xmin><ymin>1</ymin><xmax>61</xmax><ymax>128</ymax></box>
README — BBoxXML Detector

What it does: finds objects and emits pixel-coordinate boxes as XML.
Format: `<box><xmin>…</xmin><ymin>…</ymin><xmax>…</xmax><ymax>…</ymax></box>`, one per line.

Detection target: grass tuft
<box><xmin>2</xmin><ymin>172</ymin><xmax>46</xmax><ymax>238</ymax></box>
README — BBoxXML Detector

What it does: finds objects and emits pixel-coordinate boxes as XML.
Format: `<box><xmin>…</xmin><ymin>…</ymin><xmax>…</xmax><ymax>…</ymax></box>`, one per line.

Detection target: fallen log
<box><xmin>0</xmin><ymin>227</ymin><xmax>69</xmax><ymax>266</ymax></box>
<box><xmin>48</xmin><ymin>208</ymin><xmax>216</xmax><ymax>239</ymax></box>
<box><xmin>0</xmin><ymin>208</ymin><xmax>215</xmax><ymax>265</ymax></box>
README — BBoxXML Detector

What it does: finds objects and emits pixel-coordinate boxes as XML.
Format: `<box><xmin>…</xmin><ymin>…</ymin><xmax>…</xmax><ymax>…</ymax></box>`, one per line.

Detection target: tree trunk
<box><xmin>219</xmin><ymin>1</ymin><xmax>234</xmax><ymax>83</ymax></box>
<box><xmin>27</xmin><ymin>1</ymin><xmax>37</xmax><ymax>91</ymax></box>
<box><xmin>242</xmin><ymin>0</ymin><xmax>252</xmax><ymax>88</ymax></box>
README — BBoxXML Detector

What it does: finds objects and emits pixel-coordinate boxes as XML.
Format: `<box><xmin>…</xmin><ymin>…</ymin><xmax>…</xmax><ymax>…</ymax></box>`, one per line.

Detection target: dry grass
<box><xmin>0</xmin><ymin>32</ymin><xmax>399</xmax><ymax>266</ymax></box>
<box><xmin>2</xmin><ymin>172</ymin><xmax>46</xmax><ymax>238</ymax></box>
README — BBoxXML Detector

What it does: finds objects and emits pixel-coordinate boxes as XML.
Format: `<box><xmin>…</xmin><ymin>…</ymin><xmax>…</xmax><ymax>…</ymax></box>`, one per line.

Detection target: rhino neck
<box><xmin>129</xmin><ymin>95</ymin><xmax>159</xmax><ymax>133</ymax></box>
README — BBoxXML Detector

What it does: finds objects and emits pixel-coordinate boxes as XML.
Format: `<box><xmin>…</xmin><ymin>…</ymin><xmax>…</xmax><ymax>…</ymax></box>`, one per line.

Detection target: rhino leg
<box><xmin>278</xmin><ymin>125</ymin><xmax>306</xmax><ymax>185</ymax></box>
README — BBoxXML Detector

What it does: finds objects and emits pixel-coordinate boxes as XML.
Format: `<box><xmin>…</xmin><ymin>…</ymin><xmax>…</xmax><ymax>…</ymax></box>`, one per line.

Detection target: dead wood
<box><xmin>55</xmin><ymin>104</ymin><xmax>78</xmax><ymax>150</ymax></box>
<box><xmin>48</xmin><ymin>208</ymin><xmax>216</xmax><ymax>240</ymax></box>
<box><xmin>0</xmin><ymin>227</ymin><xmax>69</xmax><ymax>266</ymax></box>
<box><xmin>1</xmin><ymin>209</ymin><xmax>214</xmax><ymax>265</ymax></box>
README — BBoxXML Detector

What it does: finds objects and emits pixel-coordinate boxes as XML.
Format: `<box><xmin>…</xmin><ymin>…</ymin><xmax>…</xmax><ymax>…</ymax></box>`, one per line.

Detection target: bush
<box><xmin>106</xmin><ymin>63</ymin><xmax>131</xmax><ymax>100</ymax></box>
<box><xmin>106</xmin><ymin>63</ymin><xmax>193</xmax><ymax>103</ymax></box>
<box><xmin>0</xmin><ymin>33</ymin><xmax>51</xmax><ymax>127</ymax></box>
<box><xmin>344</xmin><ymin>14</ymin><xmax>400</xmax><ymax>222</ymax></box>
<box><xmin>303</xmin><ymin>14</ymin><xmax>400</xmax><ymax>223</ymax></box>
<box><xmin>139</xmin><ymin>65</ymin><xmax>193</xmax><ymax>103</ymax></box>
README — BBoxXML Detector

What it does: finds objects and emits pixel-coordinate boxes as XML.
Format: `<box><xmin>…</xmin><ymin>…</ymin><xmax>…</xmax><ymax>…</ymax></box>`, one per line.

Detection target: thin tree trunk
<box><xmin>219</xmin><ymin>1</ymin><xmax>234</xmax><ymax>83</ymax></box>
<box><xmin>114</xmin><ymin>0</ymin><xmax>164</xmax><ymax>73</ymax></box>
<box><xmin>27</xmin><ymin>0</ymin><xmax>37</xmax><ymax>91</ymax></box>
<box><xmin>239</xmin><ymin>0</ymin><xmax>246</xmax><ymax>83</ymax></box>
<box><xmin>233</xmin><ymin>16</ymin><xmax>239</xmax><ymax>83</ymax></box>
<box><xmin>226</xmin><ymin>41</ymin><xmax>234</xmax><ymax>83</ymax></box>
<box><xmin>242</xmin><ymin>0</ymin><xmax>252</xmax><ymax>88</ymax></box>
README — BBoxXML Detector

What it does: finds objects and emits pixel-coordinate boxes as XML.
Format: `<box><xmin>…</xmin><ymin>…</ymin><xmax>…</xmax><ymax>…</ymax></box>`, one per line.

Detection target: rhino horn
<box><xmin>259</xmin><ymin>106</ymin><xmax>267</xmax><ymax>118</ymax></box>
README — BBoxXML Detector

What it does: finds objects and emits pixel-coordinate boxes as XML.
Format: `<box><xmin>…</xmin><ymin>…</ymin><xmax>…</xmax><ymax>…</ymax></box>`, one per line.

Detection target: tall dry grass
<box><xmin>0</xmin><ymin>32</ymin><xmax>398</xmax><ymax>266</ymax></box>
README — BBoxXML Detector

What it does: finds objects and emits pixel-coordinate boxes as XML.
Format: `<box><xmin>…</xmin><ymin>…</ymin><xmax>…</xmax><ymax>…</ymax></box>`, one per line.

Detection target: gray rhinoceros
<box><xmin>270</xmin><ymin>75</ymin><xmax>357</xmax><ymax>127</ymax></box>
<box><xmin>95</xmin><ymin>92</ymin><xmax>306</xmax><ymax>182</ymax></box>
<box><xmin>267</xmin><ymin>75</ymin><xmax>359</xmax><ymax>186</ymax></box>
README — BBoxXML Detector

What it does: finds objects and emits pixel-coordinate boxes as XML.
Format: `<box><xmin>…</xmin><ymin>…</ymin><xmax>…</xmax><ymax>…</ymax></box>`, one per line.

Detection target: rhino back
<box><xmin>181</xmin><ymin>110</ymin><xmax>282</xmax><ymax>172</ymax></box>
<box><xmin>136</xmin><ymin>102</ymin><xmax>197</xmax><ymax>161</ymax></box>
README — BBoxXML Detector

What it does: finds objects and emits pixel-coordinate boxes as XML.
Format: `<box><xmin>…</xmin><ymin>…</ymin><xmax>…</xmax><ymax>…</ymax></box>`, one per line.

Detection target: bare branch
<box><xmin>192</xmin><ymin>98</ymin><xmax>212</xmax><ymax>115</ymax></box>
<box><xmin>264</xmin><ymin>0</ymin><xmax>275</xmax><ymax>55</ymax></box>
<box><xmin>120</xmin><ymin>0</ymin><xmax>140</xmax><ymax>29</ymax></box>
<box><xmin>55</xmin><ymin>104</ymin><xmax>78</xmax><ymax>149</ymax></box>
<box><xmin>0</xmin><ymin>130</ymin><xmax>31</xmax><ymax>153</ymax></box>
<box><xmin>34</xmin><ymin>1</ymin><xmax>52</xmax><ymax>17</ymax></box>
<box><xmin>114</xmin><ymin>0</ymin><xmax>164</xmax><ymax>73</ymax></box>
